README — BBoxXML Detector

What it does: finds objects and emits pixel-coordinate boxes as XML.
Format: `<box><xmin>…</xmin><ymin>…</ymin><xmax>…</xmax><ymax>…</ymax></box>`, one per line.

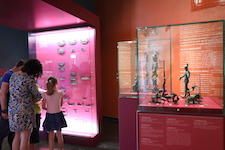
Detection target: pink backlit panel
<box><xmin>0</xmin><ymin>0</ymin><xmax>86</xmax><ymax>31</ymax></box>
<box><xmin>29</xmin><ymin>27</ymin><xmax>98</xmax><ymax>137</ymax></box>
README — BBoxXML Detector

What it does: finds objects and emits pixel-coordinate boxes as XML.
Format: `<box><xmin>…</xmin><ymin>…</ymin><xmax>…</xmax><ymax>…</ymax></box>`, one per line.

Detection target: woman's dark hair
<box><xmin>21</xmin><ymin>59</ymin><xmax>43</xmax><ymax>78</ymax></box>
<box><xmin>46</xmin><ymin>76</ymin><xmax>58</xmax><ymax>95</ymax></box>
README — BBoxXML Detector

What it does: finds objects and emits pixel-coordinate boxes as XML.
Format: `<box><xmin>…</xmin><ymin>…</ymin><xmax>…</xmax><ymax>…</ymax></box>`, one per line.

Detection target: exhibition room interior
<box><xmin>1</xmin><ymin>0</ymin><xmax>225</xmax><ymax>150</ymax></box>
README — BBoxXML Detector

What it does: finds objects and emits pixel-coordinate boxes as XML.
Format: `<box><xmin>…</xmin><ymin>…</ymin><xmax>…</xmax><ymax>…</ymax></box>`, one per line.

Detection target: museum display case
<box><xmin>28</xmin><ymin>27</ymin><xmax>99</xmax><ymax>138</ymax></box>
<box><xmin>136</xmin><ymin>20</ymin><xmax>224</xmax><ymax>115</ymax></box>
<box><xmin>118</xmin><ymin>41</ymin><xmax>138</xmax><ymax>150</ymax></box>
<box><xmin>118</xmin><ymin>41</ymin><xmax>137</xmax><ymax>98</ymax></box>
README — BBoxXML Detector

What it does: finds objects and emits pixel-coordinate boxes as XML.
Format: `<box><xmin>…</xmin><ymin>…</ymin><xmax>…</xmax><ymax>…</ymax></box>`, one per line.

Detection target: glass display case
<box><xmin>118</xmin><ymin>41</ymin><xmax>137</xmax><ymax>98</ymax></box>
<box><xmin>136</xmin><ymin>20</ymin><xmax>224</xmax><ymax>115</ymax></box>
<box><xmin>28</xmin><ymin>27</ymin><xmax>99</xmax><ymax>138</ymax></box>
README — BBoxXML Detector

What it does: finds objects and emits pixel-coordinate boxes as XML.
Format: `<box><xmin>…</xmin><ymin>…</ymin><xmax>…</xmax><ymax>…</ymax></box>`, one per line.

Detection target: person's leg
<box><xmin>29</xmin><ymin>127</ymin><xmax>37</xmax><ymax>150</ymax></box>
<box><xmin>0</xmin><ymin>116</ymin><xmax>10</xmax><ymax>150</ymax></box>
<box><xmin>12</xmin><ymin>131</ymin><xmax>20</xmax><ymax>150</ymax></box>
<box><xmin>8</xmin><ymin>131</ymin><xmax>15</xmax><ymax>149</ymax></box>
<box><xmin>29</xmin><ymin>127</ymin><xmax>35</xmax><ymax>150</ymax></box>
<box><xmin>20</xmin><ymin>128</ymin><xmax>32</xmax><ymax>150</ymax></box>
<box><xmin>56</xmin><ymin>130</ymin><xmax>64</xmax><ymax>150</ymax></box>
<box><xmin>30</xmin><ymin>114</ymin><xmax>41</xmax><ymax>150</ymax></box>
<box><xmin>48</xmin><ymin>131</ymin><xmax>55</xmax><ymax>150</ymax></box>
<box><xmin>29</xmin><ymin>143</ymin><xmax>36</xmax><ymax>150</ymax></box>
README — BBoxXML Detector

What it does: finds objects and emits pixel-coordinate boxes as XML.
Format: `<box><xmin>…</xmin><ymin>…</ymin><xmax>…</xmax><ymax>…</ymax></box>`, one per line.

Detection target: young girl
<box><xmin>42</xmin><ymin>77</ymin><xmax>67</xmax><ymax>150</ymax></box>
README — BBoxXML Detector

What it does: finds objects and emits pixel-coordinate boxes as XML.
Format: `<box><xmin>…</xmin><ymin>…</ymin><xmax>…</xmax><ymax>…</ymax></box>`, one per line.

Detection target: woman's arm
<box><xmin>30</xmin><ymin>80</ymin><xmax>42</xmax><ymax>101</ymax></box>
<box><xmin>0</xmin><ymin>82</ymin><xmax>9</xmax><ymax>119</ymax></box>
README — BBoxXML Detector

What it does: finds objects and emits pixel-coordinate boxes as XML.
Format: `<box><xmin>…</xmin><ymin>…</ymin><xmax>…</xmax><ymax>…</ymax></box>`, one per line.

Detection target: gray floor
<box><xmin>2</xmin><ymin>117</ymin><xmax>119</xmax><ymax>150</ymax></box>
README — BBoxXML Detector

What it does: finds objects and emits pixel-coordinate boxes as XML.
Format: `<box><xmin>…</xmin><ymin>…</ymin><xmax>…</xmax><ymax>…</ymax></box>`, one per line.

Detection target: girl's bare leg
<box><xmin>48</xmin><ymin>131</ymin><xmax>55</xmax><ymax>150</ymax></box>
<box><xmin>56</xmin><ymin>130</ymin><xmax>64</xmax><ymax>150</ymax></box>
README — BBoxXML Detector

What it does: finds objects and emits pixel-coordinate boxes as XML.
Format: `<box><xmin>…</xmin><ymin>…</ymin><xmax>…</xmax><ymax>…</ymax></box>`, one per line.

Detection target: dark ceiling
<box><xmin>0</xmin><ymin>0</ymin><xmax>86</xmax><ymax>32</ymax></box>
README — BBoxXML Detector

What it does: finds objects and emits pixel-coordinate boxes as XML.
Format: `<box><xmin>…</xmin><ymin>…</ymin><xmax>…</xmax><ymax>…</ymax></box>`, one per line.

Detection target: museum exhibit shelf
<box><xmin>136</xmin><ymin>20</ymin><xmax>225</xmax><ymax>150</ymax></box>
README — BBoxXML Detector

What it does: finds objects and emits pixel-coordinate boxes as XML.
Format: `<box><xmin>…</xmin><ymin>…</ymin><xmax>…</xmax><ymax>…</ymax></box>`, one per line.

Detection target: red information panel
<box><xmin>0</xmin><ymin>69</ymin><xmax>8</xmax><ymax>76</ymax></box>
<box><xmin>138</xmin><ymin>112</ymin><xmax>224</xmax><ymax>150</ymax></box>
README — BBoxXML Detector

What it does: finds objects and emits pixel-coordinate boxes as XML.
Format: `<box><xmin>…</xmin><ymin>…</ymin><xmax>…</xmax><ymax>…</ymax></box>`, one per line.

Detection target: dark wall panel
<box><xmin>0</xmin><ymin>25</ymin><xmax>29</xmax><ymax>69</ymax></box>
<box><xmin>72</xmin><ymin>0</ymin><xmax>95</xmax><ymax>13</ymax></box>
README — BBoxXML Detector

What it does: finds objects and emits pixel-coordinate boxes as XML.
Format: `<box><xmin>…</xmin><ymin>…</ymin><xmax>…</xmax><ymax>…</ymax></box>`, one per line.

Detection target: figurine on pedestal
<box><xmin>152</xmin><ymin>52</ymin><xmax>159</xmax><ymax>72</ymax></box>
<box><xmin>142</xmin><ymin>74</ymin><xmax>150</xmax><ymax>92</ymax></box>
<box><xmin>158</xmin><ymin>78</ymin><xmax>166</xmax><ymax>96</ymax></box>
<box><xmin>185</xmin><ymin>85</ymin><xmax>196</xmax><ymax>97</ymax></box>
<box><xmin>179</xmin><ymin>64</ymin><xmax>190</xmax><ymax>97</ymax></box>
<box><xmin>151</xmin><ymin>78</ymin><xmax>166</xmax><ymax>104</ymax></box>
<box><xmin>131</xmin><ymin>77</ymin><xmax>138</xmax><ymax>92</ymax></box>
<box><xmin>151</xmin><ymin>52</ymin><xmax>159</xmax><ymax>93</ymax></box>
<box><xmin>165</xmin><ymin>93</ymin><xmax>180</xmax><ymax>104</ymax></box>
<box><xmin>185</xmin><ymin>93</ymin><xmax>202</xmax><ymax>104</ymax></box>
<box><xmin>151</xmin><ymin>70</ymin><xmax>158</xmax><ymax>93</ymax></box>
<box><xmin>143</xmin><ymin>52</ymin><xmax>150</xmax><ymax>92</ymax></box>
<box><xmin>158</xmin><ymin>79</ymin><xmax>180</xmax><ymax>104</ymax></box>
<box><xmin>151</xmin><ymin>92</ymin><xmax>164</xmax><ymax>104</ymax></box>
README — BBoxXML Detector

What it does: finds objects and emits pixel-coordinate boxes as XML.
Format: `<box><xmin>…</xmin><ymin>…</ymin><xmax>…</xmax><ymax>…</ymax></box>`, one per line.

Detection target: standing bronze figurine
<box><xmin>179</xmin><ymin>64</ymin><xmax>190</xmax><ymax>97</ymax></box>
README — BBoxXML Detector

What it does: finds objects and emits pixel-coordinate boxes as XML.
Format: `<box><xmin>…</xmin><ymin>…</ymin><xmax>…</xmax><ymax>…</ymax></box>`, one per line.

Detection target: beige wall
<box><xmin>94</xmin><ymin>0</ymin><xmax>225</xmax><ymax>118</ymax></box>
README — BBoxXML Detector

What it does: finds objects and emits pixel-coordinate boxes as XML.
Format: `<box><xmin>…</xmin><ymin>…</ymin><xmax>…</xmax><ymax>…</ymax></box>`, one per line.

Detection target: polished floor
<box><xmin>2</xmin><ymin>117</ymin><xmax>119</xmax><ymax>150</ymax></box>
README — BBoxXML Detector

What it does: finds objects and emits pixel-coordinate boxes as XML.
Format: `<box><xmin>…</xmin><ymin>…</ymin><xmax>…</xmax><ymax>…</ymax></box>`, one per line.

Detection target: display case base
<box><xmin>120</xmin><ymin>89</ymin><xmax>138</xmax><ymax>98</ymax></box>
<box><xmin>40</xmin><ymin>131</ymin><xmax>102</xmax><ymax>147</ymax></box>
<box><xmin>119</xmin><ymin>97</ymin><xmax>138</xmax><ymax>150</ymax></box>
<box><xmin>137</xmin><ymin>112</ymin><xmax>224</xmax><ymax>150</ymax></box>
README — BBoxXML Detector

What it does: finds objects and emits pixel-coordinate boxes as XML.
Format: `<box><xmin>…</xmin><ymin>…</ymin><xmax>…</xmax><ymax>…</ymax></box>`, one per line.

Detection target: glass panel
<box><xmin>137</xmin><ymin>21</ymin><xmax>224</xmax><ymax>115</ymax></box>
<box><xmin>28</xmin><ymin>27</ymin><xmax>99</xmax><ymax>138</ymax></box>
<box><xmin>118</xmin><ymin>41</ymin><xmax>137</xmax><ymax>98</ymax></box>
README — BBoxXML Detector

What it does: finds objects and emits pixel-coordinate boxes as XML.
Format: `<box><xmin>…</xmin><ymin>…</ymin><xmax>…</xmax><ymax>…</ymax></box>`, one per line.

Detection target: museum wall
<box><xmin>0</xmin><ymin>0</ymin><xmax>94</xmax><ymax>70</ymax></box>
<box><xmin>94</xmin><ymin>0</ymin><xmax>225</xmax><ymax>118</ymax></box>
<box><xmin>72</xmin><ymin>0</ymin><xmax>95</xmax><ymax>13</ymax></box>
<box><xmin>0</xmin><ymin>25</ymin><xmax>28</xmax><ymax>69</ymax></box>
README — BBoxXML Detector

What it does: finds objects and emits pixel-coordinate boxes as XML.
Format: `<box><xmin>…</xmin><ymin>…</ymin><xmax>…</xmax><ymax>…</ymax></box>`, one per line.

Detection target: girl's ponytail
<box><xmin>46</xmin><ymin>77</ymin><xmax>57</xmax><ymax>95</ymax></box>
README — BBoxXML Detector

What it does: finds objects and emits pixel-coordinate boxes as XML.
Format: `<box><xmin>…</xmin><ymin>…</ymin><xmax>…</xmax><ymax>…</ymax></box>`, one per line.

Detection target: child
<box><xmin>30</xmin><ymin>84</ymin><xmax>45</xmax><ymax>150</ymax></box>
<box><xmin>30</xmin><ymin>100</ymin><xmax>42</xmax><ymax>150</ymax></box>
<box><xmin>42</xmin><ymin>77</ymin><xmax>67</xmax><ymax>150</ymax></box>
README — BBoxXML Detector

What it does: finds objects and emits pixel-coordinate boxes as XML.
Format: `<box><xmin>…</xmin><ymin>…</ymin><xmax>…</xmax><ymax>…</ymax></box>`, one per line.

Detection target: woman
<box><xmin>8</xmin><ymin>59</ymin><xmax>43</xmax><ymax>150</ymax></box>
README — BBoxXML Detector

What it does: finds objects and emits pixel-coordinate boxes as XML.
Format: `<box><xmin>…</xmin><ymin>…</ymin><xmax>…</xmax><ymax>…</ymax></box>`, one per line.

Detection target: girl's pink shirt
<box><xmin>42</xmin><ymin>90</ymin><xmax>65</xmax><ymax>113</ymax></box>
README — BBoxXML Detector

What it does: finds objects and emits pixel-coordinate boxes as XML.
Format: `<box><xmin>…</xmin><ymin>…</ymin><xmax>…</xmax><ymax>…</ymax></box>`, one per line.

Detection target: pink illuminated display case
<box><xmin>28</xmin><ymin>27</ymin><xmax>99</xmax><ymax>138</ymax></box>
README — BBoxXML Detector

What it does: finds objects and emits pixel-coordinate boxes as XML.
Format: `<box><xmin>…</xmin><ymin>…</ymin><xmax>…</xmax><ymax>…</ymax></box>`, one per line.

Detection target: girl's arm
<box><xmin>60</xmin><ymin>91</ymin><xmax>65</xmax><ymax>107</ymax></box>
<box><xmin>60</xmin><ymin>97</ymin><xmax>63</xmax><ymax>107</ymax></box>
<box><xmin>34</xmin><ymin>98</ymin><xmax>42</xmax><ymax>103</ymax></box>
<box><xmin>42</xmin><ymin>98</ymin><xmax>47</xmax><ymax>110</ymax></box>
